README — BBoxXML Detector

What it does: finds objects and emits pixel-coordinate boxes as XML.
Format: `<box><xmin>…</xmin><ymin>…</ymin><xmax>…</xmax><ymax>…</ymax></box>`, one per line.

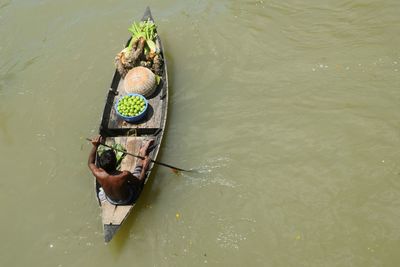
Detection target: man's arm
<box><xmin>125</xmin><ymin>157</ymin><xmax>150</xmax><ymax>185</ymax></box>
<box><xmin>136</xmin><ymin>156</ymin><xmax>151</xmax><ymax>182</ymax></box>
<box><xmin>132</xmin><ymin>156</ymin><xmax>150</xmax><ymax>182</ymax></box>
<box><xmin>88</xmin><ymin>136</ymin><xmax>101</xmax><ymax>173</ymax></box>
<box><xmin>126</xmin><ymin>140</ymin><xmax>153</xmax><ymax>184</ymax></box>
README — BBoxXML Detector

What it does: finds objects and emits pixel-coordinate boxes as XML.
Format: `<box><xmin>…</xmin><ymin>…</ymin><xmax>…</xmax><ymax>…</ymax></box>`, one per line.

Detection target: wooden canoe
<box><xmin>95</xmin><ymin>7</ymin><xmax>168</xmax><ymax>243</ymax></box>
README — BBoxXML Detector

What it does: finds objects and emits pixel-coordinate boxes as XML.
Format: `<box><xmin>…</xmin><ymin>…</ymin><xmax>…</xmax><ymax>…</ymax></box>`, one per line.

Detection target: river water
<box><xmin>1</xmin><ymin>0</ymin><xmax>400</xmax><ymax>266</ymax></box>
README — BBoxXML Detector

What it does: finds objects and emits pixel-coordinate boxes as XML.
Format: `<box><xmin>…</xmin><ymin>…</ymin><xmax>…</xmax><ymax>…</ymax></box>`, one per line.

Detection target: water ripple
<box><xmin>182</xmin><ymin>156</ymin><xmax>237</xmax><ymax>188</ymax></box>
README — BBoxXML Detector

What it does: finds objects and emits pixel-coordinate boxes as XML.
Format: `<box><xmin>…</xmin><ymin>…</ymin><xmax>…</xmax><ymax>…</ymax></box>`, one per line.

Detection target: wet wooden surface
<box><xmin>100</xmin><ymin>136</ymin><xmax>155</xmax><ymax>225</ymax></box>
<box><xmin>106</xmin><ymin>79</ymin><xmax>165</xmax><ymax>131</ymax></box>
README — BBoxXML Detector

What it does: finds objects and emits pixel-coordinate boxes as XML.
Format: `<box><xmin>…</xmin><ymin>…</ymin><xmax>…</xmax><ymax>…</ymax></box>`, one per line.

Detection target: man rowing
<box><xmin>88</xmin><ymin>136</ymin><xmax>154</xmax><ymax>205</ymax></box>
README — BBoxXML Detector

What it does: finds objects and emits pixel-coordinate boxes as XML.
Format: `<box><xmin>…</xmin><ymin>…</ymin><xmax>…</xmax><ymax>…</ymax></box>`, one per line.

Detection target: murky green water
<box><xmin>1</xmin><ymin>0</ymin><xmax>400</xmax><ymax>266</ymax></box>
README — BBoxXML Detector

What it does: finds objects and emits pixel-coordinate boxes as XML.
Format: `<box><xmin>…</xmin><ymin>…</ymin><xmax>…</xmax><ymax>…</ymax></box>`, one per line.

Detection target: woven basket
<box><xmin>123</xmin><ymin>67</ymin><xmax>156</xmax><ymax>97</ymax></box>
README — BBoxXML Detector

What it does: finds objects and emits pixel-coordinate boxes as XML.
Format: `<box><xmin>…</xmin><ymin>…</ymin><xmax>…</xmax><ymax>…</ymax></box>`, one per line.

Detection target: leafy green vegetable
<box><xmin>146</xmin><ymin>40</ymin><xmax>156</xmax><ymax>53</ymax></box>
<box><xmin>155</xmin><ymin>75</ymin><xmax>161</xmax><ymax>85</ymax></box>
<box><xmin>113</xmin><ymin>143</ymin><xmax>126</xmax><ymax>164</ymax></box>
<box><xmin>97</xmin><ymin>143</ymin><xmax>126</xmax><ymax>170</ymax></box>
<box><xmin>127</xmin><ymin>19</ymin><xmax>157</xmax><ymax>54</ymax></box>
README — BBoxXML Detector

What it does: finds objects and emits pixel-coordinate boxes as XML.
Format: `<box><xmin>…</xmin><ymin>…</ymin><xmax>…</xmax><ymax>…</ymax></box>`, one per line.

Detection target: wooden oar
<box><xmin>86</xmin><ymin>138</ymin><xmax>192</xmax><ymax>173</ymax></box>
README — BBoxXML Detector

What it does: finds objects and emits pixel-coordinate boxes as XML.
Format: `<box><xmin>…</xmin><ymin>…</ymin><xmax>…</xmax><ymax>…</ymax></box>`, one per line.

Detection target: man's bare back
<box><xmin>88</xmin><ymin>136</ymin><xmax>153</xmax><ymax>203</ymax></box>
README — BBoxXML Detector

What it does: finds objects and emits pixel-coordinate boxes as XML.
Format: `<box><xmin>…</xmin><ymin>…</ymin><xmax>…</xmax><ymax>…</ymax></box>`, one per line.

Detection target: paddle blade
<box><xmin>171</xmin><ymin>168</ymin><xmax>181</xmax><ymax>175</ymax></box>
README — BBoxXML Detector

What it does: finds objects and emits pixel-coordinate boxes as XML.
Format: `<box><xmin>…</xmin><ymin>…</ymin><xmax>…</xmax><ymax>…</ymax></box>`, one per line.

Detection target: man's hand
<box><xmin>91</xmin><ymin>135</ymin><xmax>101</xmax><ymax>147</ymax></box>
<box><xmin>88</xmin><ymin>135</ymin><xmax>102</xmax><ymax>169</ymax></box>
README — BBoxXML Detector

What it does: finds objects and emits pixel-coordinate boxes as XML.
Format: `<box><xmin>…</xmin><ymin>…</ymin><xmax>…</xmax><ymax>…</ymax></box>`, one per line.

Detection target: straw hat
<box><xmin>123</xmin><ymin>67</ymin><xmax>156</xmax><ymax>97</ymax></box>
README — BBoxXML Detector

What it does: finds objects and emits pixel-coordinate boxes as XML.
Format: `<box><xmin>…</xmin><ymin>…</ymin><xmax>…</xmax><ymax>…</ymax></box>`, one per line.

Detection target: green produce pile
<box><xmin>117</xmin><ymin>95</ymin><xmax>146</xmax><ymax>117</ymax></box>
<box><xmin>97</xmin><ymin>143</ymin><xmax>126</xmax><ymax>170</ymax></box>
<box><xmin>115</xmin><ymin>18</ymin><xmax>163</xmax><ymax>77</ymax></box>
<box><xmin>127</xmin><ymin>19</ymin><xmax>157</xmax><ymax>54</ymax></box>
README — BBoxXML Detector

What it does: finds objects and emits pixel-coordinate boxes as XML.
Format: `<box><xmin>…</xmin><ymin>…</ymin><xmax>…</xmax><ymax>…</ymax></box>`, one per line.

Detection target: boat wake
<box><xmin>181</xmin><ymin>156</ymin><xmax>237</xmax><ymax>188</ymax></box>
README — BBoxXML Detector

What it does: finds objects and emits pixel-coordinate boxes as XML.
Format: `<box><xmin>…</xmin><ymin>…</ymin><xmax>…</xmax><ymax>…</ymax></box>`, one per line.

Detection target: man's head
<box><xmin>98</xmin><ymin>150</ymin><xmax>117</xmax><ymax>173</ymax></box>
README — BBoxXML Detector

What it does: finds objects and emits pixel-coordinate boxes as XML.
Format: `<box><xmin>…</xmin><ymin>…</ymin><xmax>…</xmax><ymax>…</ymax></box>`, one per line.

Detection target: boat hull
<box><xmin>95</xmin><ymin>7</ymin><xmax>168</xmax><ymax>243</ymax></box>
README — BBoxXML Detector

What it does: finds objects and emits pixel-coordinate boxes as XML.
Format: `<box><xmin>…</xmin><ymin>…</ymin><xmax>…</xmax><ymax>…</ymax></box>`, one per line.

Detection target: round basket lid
<box><xmin>123</xmin><ymin>67</ymin><xmax>156</xmax><ymax>97</ymax></box>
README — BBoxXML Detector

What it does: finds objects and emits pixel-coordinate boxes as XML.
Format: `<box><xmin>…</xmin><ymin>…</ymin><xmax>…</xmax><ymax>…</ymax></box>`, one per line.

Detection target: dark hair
<box><xmin>98</xmin><ymin>150</ymin><xmax>117</xmax><ymax>173</ymax></box>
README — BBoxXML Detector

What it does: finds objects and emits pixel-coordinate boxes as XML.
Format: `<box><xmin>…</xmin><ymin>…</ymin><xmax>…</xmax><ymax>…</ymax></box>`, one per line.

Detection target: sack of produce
<box><xmin>123</xmin><ymin>66</ymin><xmax>156</xmax><ymax>97</ymax></box>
